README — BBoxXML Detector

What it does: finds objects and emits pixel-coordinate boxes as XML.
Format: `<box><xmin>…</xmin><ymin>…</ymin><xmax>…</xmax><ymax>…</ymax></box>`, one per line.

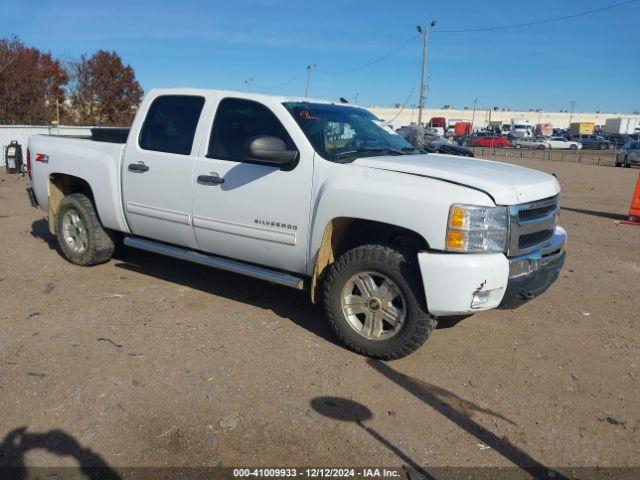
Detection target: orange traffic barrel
<box><xmin>630</xmin><ymin>172</ymin><xmax>640</xmax><ymax>222</ymax></box>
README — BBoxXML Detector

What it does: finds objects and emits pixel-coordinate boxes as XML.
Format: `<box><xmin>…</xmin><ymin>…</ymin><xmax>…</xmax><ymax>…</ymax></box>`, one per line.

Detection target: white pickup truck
<box><xmin>26</xmin><ymin>88</ymin><xmax>566</xmax><ymax>359</ymax></box>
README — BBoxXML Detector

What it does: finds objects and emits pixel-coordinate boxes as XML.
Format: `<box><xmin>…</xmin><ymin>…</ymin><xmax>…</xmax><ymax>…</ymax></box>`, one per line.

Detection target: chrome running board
<box><xmin>123</xmin><ymin>236</ymin><xmax>304</xmax><ymax>290</ymax></box>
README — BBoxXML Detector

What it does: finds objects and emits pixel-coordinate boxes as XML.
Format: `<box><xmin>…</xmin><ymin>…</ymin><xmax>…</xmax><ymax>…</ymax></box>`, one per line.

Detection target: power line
<box><xmin>437</xmin><ymin>0</ymin><xmax>639</xmax><ymax>33</ymax></box>
<box><xmin>254</xmin><ymin>70</ymin><xmax>308</xmax><ymax>91</ymax></box>
<box><xmin>316</xmin><ymin>35</ymin><xmax>419</xmax><ymax>74</ymax></box>
<box><xmin>386</xmin><ymin>87</ymin><xmax>416</xmax><ymax>124</ymax></box>
<box><xmin>249</xmin><ymin>0</ymin><xmax>638</xmax><ymax>94</ymax></box>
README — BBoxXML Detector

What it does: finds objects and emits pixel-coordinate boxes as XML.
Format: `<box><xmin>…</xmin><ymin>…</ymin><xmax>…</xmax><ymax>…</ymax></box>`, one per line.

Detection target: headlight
<box><xmin>445</xmin><ymin>204</ymin><xmax>509</xmax><ymax>253</ymax></box>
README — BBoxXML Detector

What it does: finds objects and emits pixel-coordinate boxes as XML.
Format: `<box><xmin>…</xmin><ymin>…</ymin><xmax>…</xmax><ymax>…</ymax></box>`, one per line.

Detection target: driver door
<box><xmin>191</xmin><ymin>97</ymin><xmax>313</xmax><ymax>274</ymax></box>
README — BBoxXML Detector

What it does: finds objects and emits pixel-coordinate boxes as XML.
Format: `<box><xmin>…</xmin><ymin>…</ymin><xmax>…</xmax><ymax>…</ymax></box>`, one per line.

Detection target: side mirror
<box><xmin>245</xmin><ymin>135</ymin><xmax>298</xmax><ymax>166</ymax></box>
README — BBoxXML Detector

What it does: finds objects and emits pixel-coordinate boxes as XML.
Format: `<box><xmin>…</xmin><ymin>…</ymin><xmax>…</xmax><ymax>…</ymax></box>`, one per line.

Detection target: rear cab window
<box><xmin>139</xmin><ymin>95</ymin><xmax>205</xmax><ymax>155</ymax></box>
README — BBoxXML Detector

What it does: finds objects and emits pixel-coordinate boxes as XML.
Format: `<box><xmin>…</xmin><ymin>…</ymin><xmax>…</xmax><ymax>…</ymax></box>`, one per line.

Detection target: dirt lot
<box><xmin>1</xmin><ymin>158</ymin><xmax>639</xmax><ymax>477</ymax></box>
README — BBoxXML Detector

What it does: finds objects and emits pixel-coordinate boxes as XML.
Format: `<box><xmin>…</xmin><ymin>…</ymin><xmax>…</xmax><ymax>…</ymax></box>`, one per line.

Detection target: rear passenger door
<box><xmin>122</xmin><ymin>94</ymin><xmax>206</xmax><ymax>249</ymax></box>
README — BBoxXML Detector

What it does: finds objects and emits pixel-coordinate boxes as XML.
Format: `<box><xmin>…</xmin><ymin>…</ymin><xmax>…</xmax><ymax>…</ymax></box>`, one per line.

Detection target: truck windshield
<box><xmin>283</xmin><ymin>102</ymin><xmax>417</xmax><ymax>162</ymax></box>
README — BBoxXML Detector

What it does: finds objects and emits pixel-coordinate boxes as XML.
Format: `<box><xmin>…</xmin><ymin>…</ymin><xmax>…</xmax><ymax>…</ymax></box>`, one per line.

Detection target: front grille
<box><xmin>507</xmin><ymin>196</ymin><xmax>559</xmax><ymax>256</ymax></box>
<box><xmin>519</xmin><ymin>229</ymin><xmax>554</xmax><ymax>249</ymax></box>
<box><xmin>518</xmin><ymin>203</ymin><xmax>557</xmax><ymax>222</ymax></box>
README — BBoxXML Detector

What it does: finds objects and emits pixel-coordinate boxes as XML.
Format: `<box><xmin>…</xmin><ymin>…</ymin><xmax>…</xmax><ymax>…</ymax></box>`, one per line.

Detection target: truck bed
<box><xmin>90</xmin><ymin>128</ymin><xmax>130</xmax><ymax>143</ymax></box>
<box><xmin>28</xmin><ymin>134</ymin><xmax>129</xmax><ymax>233</ymax></box>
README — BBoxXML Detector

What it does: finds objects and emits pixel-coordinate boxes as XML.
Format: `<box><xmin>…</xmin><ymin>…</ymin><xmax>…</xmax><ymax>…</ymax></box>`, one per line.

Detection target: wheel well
<box><xmin>310</xmin><ymin>218</ymin><xmax>429</xmax><ymax>303</ymax></box>
<box><xmin>47</xmin><ymin>174</ymin><xmax>95</xmax><ymax>235</ymax></box>
<box><xmin>333</xmin><ymin>218</ymin><xmax>429</xmax><ymax>258</ymax></box>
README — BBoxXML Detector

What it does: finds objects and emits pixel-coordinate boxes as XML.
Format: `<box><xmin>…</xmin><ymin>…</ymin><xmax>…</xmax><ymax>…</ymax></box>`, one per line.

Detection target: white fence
<box><xmin>1</xmin><ymin>125</ymin><xmax>94</xmax><ymax>167</ymax></box>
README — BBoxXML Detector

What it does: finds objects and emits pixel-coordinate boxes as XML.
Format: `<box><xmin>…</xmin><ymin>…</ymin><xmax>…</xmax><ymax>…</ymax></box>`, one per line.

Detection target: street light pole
<box><xmin>471</xmin><ymin>98</ymin><xmax>478</xmax><ymax>133</ymax></box>
<box><xmin>568</xmin><ymin>100</ymin><xmax>575</xmax><ymax>126</ymax></box>
<box><xmin>417</xmin><ymin>21</ymin><xmax>436</xmax><ymax>126</ymax></box>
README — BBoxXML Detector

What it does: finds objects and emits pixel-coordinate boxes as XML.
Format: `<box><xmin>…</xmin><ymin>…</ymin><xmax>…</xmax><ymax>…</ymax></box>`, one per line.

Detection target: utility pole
<box><xmin>56</xmin><ymin>99</ymin><xmax>60</xmax><ymax>126</ymax></box>
<box><xmin>417</xmin><ymin>20</ymin><xmax>436</xmax><ymax>126</ymax></box>
<box><xmin>568</xmin><ymin>100</ymin><xmax>575</xmax><ymax>126</ymax></box>
<box><xmin>471</xmin><ymin>98</ymin><xmax>478</xmax><ymax>133</ymax></box>
<box><xmin>304</xmin><ymin>64</ymin><xmax>316</xmax><ymax>97</ymax></box>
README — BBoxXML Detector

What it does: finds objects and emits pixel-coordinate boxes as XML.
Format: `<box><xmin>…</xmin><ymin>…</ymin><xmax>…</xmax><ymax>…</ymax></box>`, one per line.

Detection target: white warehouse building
<box><xmin>368</xmin><ymin>107</ymin><xmax>640</xmax><ymax>131</ymax></box>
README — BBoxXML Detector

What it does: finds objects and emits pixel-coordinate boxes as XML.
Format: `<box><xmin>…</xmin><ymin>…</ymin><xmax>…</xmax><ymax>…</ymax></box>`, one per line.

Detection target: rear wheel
<box><xmin>570</xmin><ymin>144</ymin><xmax>578</xmax><ymax>150</ymax></box>
<box><xmin>56</xmin><ymin>193</ymin><xmax>115</xmax><ymax>266</ymax></box>
<box><xmin>323</xmin><ymin>244</ymin><xmax>437</xmax><ymax>360</ymax></box>
<box><xmin>538</xmin><ymin>144</ymin><xmax>546</xmax><ymax>150</ymax></box>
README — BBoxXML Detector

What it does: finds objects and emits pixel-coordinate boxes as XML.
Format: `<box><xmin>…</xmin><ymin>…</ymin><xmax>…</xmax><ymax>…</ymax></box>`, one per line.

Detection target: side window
<box><xmin>139</xmin><ymin>95</ymin><xmax>205</xmax><ymax>155</ymax></box>
<box><xmin>208</xmin><ymin>98</ymin><xmax>296</xmax><ymax>161</ymax></box>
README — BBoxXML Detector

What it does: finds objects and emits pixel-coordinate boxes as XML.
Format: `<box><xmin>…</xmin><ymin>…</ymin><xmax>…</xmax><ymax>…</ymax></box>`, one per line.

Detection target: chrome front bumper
<box><xmin>499</xmin><ymin>226</ymin><xmax>566</xmax><ymax>309</ymax></box>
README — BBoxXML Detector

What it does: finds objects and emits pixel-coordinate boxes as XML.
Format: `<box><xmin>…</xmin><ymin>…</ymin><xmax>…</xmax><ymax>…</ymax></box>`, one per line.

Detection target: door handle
<box><xmin>128</xmin><ymin>163</ymin><xmax>149</xmax><ymax>172</ymax></box>
<box><xmin>197</xmin><ymin>174</ymin><xmax>224</xmax><ymax>185</ymax></box>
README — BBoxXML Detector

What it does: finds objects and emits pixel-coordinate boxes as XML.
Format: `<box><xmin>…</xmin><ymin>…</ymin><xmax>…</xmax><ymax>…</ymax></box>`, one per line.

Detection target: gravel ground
<box><xmin>0</xmin><ymin>158</ymin><xmax>639</xmax><ymax>477</ymax></box>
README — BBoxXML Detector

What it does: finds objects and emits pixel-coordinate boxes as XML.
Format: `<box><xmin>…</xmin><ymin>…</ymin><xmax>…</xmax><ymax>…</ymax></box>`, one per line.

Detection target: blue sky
<box><xmin>2</xmin><ymin>0</ymin><xmax>639</xmax><ymax>112</ymax></box>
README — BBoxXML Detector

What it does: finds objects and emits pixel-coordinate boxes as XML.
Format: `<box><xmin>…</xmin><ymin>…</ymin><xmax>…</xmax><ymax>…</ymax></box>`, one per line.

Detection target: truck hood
<box><xmin>352</xmin><ymin>153</ymin><xmax>560</xmax><ymax>205</ymax></box>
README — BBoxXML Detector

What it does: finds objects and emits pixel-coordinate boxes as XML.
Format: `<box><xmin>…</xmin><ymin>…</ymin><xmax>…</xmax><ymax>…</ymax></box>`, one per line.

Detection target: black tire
<box><xmin>538</xmin><ymin>144</ymin><xmax>545</xmax><ymax>150</ymax></box>
<box><xmin>624</xmin><ymin>156</ymin><xmax>630</xmax><ymax>168</ymax></box>
<box><xmin>322</xmin><ymin>244</ymin><xmax>437</xmax><ymax>360</ymax></box>
<box><xmin>56</xmin><ymin>193</ymin><xmax>115</xmax><ymax>266</ymax></box>
<box><xmin>570</xmin><ymin>144</ymin><xmax>577</xmax><ymax>150</ymax></box>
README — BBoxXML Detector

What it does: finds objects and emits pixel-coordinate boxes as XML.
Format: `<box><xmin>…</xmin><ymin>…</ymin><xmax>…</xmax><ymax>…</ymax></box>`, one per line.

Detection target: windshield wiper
<box><xmin>333</xmin><ymin>146</ymin><xmax>413</xmax><ymax>161</ymax></box>
<box><xmin>357</xmin><ymin>146</ymin><xmax>407</xmax><ymax>155</ymax></box>
<box><xmin>401</xmin><ymin>146</ymin><xmax>425</xmax><ymax>153</ymax></box>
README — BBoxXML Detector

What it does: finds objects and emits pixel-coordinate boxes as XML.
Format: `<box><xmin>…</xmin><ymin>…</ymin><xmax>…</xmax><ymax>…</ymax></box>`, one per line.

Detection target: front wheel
<box><xmin>56</xmin><ymin>193</ymin><xmax>115</xmax><ymax>266</ymax></box>
<box><xmin>322</xmin><ymin>244</ymin><xmax>437</xmax><ymax>359</ymax></box>
<box><xmin>570</xmin><ymin>144</ymin><xmax>578</xmax><ymax>150</ymax></box>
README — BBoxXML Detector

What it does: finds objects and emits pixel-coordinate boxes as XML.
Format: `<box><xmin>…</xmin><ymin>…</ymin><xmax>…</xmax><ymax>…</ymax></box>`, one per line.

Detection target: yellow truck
<box><xmin>569</xmin><ymin>122</ymin><xmax>595</xmax><ymax>135</ymax></box>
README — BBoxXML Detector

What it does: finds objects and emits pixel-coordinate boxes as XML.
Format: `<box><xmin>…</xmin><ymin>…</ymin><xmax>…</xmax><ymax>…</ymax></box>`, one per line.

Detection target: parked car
<box><xmin>423</xmin><ymin>134</ymin><xmax>474</xmax><ymax>157</ymax></box>
<box><xmin>471</xmin><ymin>135</ymin><xmax>510</xmax><ymax>148</ymax></box>
<box><xmin>513</xmin><ymin>137</ymin><xmax>547</xmax><ymax>150</ymax></box>
<box><xmin>545</xmin><ymin>137</ymin><xmax>582</xmax><ymax>150</ymax></box>
<box><xmin>26</xmin><ymin>88</ymin><xmax>566</xmax><ymax>359</ymax></box>
<box><xmin>615</xmin><ymin>141</ymin><xmax>640</xmax><ymax>167</ymax></box>
<box><xmin>572</xmin><ymin>135</ymin><xmax>612</xmax><ymax>150</ymax></box>
<box><xmin>602</xmin><ymin>134</ymin><xmax>627</xmax><ymax>148</ymax></box>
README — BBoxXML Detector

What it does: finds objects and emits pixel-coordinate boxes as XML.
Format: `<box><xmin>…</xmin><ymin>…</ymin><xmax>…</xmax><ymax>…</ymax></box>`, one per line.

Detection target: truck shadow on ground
<box><xmin>29</xmin><ymin>218</ymin><xmax>467</xmax><ymax>345</ymax></box>
<box><xmin>0</xmin><ymin>427</ymin><xmax>120</xmax><ymax>480</ymax></box>
<box><xmin>112</xmin><ymin>246</ymin><xmax>342</xmax><ymax>347</ymax></box>
<box><xmin>365</xmin><ymin>359</ymin><xmax>569</xmax><ymax>480</ymax></box>
<box><xmin>30</xmin><ymin>219</ymin><xmax>61</xmax><ymax>253</ymax></box>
